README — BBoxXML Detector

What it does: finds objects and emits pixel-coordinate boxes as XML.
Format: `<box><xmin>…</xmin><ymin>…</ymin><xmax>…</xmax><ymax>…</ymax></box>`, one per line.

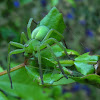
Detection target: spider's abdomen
<box><xmin>24</xmin><ymin>39</ymin><xmax>40</xmax><ymax>53</ymax></box>
<box><xmin>31</xmin><ymin>26</ymin><xmax>49</xmax><ymax>41</ymax></box>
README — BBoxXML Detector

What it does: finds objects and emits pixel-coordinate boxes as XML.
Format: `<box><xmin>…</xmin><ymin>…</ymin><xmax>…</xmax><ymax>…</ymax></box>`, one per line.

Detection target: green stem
<box><xmin>54</xmin><ymin>60</ymin><xmax>74</xmax><ymax>65</ymax></box>
<box><xmin>54</xmin><ymin>60</ymin><xmax>97</xmax><ymax>65</ymax></box>
<box><xmin>0</xmin><ymin>63</ymin><xmax>25</xmax><ymax>76</ymax></box>
<box><xmin>60</xmin><ymin>60</ymin><xmax>74</xmax><ymax>65</ymax></box>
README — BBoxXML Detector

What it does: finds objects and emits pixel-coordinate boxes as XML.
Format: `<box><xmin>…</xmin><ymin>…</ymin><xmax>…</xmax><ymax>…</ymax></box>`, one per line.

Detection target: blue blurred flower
<box><xmin>84</xmin><ymin>48</ymin><xmax>91</xmax><ymax>53</ymax></box>
<box><xmin>86</xmin><ymin>29</ymin><xmax>94</xmax><ymax>37</ymax></box>
<box><xmin>79</xmin><ymin>20</ymin><xmax>86</xmax><ymax>25</ymax></box>
<box><xmin>62</xmin><ymin>88</ymin><xmax>68</xmax><ymax>94</ymax></box>
<box><xmin>40</xmin><ymin>0</ymin><xmax>47</xmax><ymax>7</ymax></box>
<box><xmin>71</xmin><ymin>83</ymin><xmax>81</xmax><ymax>92</ymax></box>
<box><xmin>67</xmin><ymin>13</ymin><xmax>74</xmax><ymax>19</ymax></box>
<box><xmin>71</xmin><ymin>83</ymin><xmax>91</xmax><ymax>96</ymax></box>
<box><xmin>81</xmin><ymin>85</ymin><xmax>91</xmax><ymax>96</ymax></box>
<box><xmin>13</xmin><ymin>0</ymin><xmax>20</xmax><ymax>8</ymax></box>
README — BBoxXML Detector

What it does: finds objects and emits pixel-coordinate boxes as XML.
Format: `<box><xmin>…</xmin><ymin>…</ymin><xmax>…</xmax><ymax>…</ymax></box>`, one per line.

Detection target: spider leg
<box><xmin>62</xmin><ymin>39</ymin><xmax>69</xmax><ymax>49</ymax></box>
<box><xmin>8</xmin><ymin>49</ymin><xmax>24</xmax><ymax>88</ymax></box>
<box><xmin>20</xmin><ymin>32</ymin><xmax>28</xmax><ymax>44</ymax></box>
<box><xmin>27</xmin><ymin>18</ymin><xmax>33</xmax><ymax>39</ymax></box>
<box><xmin>41</xmin><ymin>38</ymin><xmax>70</xmax><ymax>59</ymax></box>
<box><xmin>27</xmin><ymin>18</ymin><xmax>37</xmax><ymax>39</ymax></box>
<box><xmin>37</xmin><ymin>46</ymin><xmax>44</xmax><ymax>85</ymax></box>
<box><xmin>8</xmin><ymin>42</ymin><xmax>24</xmax><ymax>88</ymax></box>
<box><xmin>47</xmin><ymin>44</ymin><xmax>68</xmax><ymax>79</ymax></box>
<box><xmin>42</xmin><ymin>29</ymin><xmax>64</xmax><ymax>41</ymax></box>
<box><xmin>8</xmin><ymin>41</ymin><xmax>24</xmax><ymax>49</ymax></box>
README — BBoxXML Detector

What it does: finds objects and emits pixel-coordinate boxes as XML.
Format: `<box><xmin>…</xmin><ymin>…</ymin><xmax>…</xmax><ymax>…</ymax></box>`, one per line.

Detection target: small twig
<box><xmin>0</xmin><ymin>63</ymin><xmax>25</xmax><ymax>76</ymax></box>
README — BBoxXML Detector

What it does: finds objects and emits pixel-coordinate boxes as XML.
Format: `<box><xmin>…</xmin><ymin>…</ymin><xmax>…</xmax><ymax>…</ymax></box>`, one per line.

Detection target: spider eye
<box><xmin>24</xmin><ymin>44</ymin><xmax>29</xmax><ymax>47</ymax></box>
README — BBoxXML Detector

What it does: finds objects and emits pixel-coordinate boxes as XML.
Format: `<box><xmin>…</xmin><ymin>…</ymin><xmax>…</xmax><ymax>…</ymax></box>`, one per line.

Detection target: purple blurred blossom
<box><xmin>79</xmin><ymin>20</ymin><xmax>86</xmax><ymax>25</ymax></box>
<box><xmin>13</xmin><ymin>0</ymin><xmax>20</xmax><ymax>8</ymax></box>
<box><xmin>62</xmin><ymin>83</ymin><xmax>91</xmax><ymax>96</ymax></box>
<box><xmin>40</xmin><ymin>0</ymin><xmax>47</xmax><ymax>7</ymax></box>
<box><xmin>71</xmin><ymin>83</ymin><xmax>91</xmax><ymax>96</ymax></box>
<box><xmin>86</xmin><ymin>29</ymin><xmax>94</xmax><ymax>37</ymax></box>
<box><xmin>67</xmin><ymin>13</ymin><xmax>74</xmax><ymax>19</ymax></box>
<box><xmin>62</xmin><ymin>88</ymin><xmax>68</xmax><ymax>94</ymax></box>
<box><xmin>81</xmin><ymin>85</ymin><xmax>91</xmax><ymax>96</ymax></box>
<box><xmin>84</xmin><ymin>48</ymin><xmax>91</xmax><ymax>53</ymax></box>
<box><xmin>71</xmin><ymin>83</ymin><xmax>81</xmax><ymax>92</ymax></box>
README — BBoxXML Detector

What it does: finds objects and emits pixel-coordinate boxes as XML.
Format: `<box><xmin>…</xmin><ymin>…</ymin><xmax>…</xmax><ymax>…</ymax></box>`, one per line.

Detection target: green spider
<box><xmin>7</xmin><ymin>18</ymin><xmax>69</xmax><ymax>88</ymax></box>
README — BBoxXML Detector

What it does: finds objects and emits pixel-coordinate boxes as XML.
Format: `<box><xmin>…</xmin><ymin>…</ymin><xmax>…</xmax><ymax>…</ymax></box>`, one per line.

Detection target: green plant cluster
<box><xmin>0</xmin><ymin>7</ymin><xmax>100</xmax><ymax>100</ymax></box>
<box><xmin>0</xmin><ymin>0</ymin><xmax>100</xmax><ymax>100</ymax></box>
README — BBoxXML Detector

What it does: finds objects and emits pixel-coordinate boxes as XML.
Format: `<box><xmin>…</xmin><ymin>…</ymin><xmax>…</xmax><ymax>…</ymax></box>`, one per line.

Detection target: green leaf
<box><xmin>43</xmin><ymin>73</ymin><xmax>63</xmax><ymax>85</ymax></box>
<box><xmin>41</xmin><ymin>57</ymin><xmax>56</xmax><ymax>68</ymax></box>
<box><xmin>25</xmin><ymin>64</ymin><xmax>75</xmax><ymax>86</ymax></box>
<box><xmin>0</xmin><ymin>68</ymin><xmax>49</xmax><ymax>100</ymax></box>
<box><xmin>0</xmin><ymin>67</ymin><xmax>4</xmax><ymax>72</ymax></box>
<box><xmin>40</xmin><ymin>43</ymin><xmax>79</xmax><ymax>59</ymax></box>
<box><xmin>51</xmin><ymin>43</ymin><xmax>80</xmax><ymax>57</ymax></box>
<box><xmin>74</xmin><ymin>52</ymin><xmax>98</xmax><ymax>75</ymax></box>
<box><xmin>51</xmin><ymin>0</ymin><xmax>59</xmax><ymax>6</ymax></box>
<box><xmin>71</xmin><ymin>74</ymin><xmax>100</xmax><ymax>88</ymax></box>
<box><xmin>20</xmin><ymin>0</ymin><xmax>32</xmax><ymax>6</ymax></box>
<box><xmin>28</xmin><ymin>56</ymin><xmax>56</xmax><ymax>69</ymax></box>
<box><xmin>25</xmin><ymin>65</ymin><xmax>39</xmax><ymax>80</ymax></box>
<box><xmin>39</xmin><ymin>7</ymin><xmax>66</xmax><ymax>41</ymax></box>
<box><xmin>53</xmin><ymin>77</ymin><xmax>75</xmax><ymax>85</ymax></box>
<box><xmin>75</xmin><ymin>52</ymin><xmax>98</xmax><ymax>62</ymax></box>
<box><xmin>74</xmin><ymin>62</ymin><xmax>94</xmax><ymax>75</ymax></box>
<box><xmin>25</xmin><ymin>65</ymin><xmax>63</xmax><ymax>85</ymax></box>
<box><xmin>0</xmin><ymin>91</ymin><xmax>8</xmax><ymax>100</ymax></box>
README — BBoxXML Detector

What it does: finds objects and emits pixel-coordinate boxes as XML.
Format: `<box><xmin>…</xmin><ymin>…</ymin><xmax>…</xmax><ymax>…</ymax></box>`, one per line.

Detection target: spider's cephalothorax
<box><xmin>24</xmin><ymin>39</ymin><xmax>40</xmax><ymax>53</ymax></box>
<box><xmin>7</xmin><ymin>18</ymin><xmax>69</xmax><ymax>88</ymax></box>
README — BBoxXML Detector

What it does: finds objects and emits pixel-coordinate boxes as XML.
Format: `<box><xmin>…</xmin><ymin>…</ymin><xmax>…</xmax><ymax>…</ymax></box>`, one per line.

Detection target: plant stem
<box><xmin>54</xmin><ymin>60</ymin><xmax>74</xmax><ymax>65</ymax></box>
<box><xmin>0</xmin><ymin>63</ymin><xmax>25</xmax><ymax>76</ymax></box>
<box><xmin>60</xmin><ymin>60</ymin><xmax>74</xmax><ymax>65</ymax></box>
<box><xmin>54</xmin><ymin>60</ymin><xmax>97</xmax><ymax>65</ymax></box>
